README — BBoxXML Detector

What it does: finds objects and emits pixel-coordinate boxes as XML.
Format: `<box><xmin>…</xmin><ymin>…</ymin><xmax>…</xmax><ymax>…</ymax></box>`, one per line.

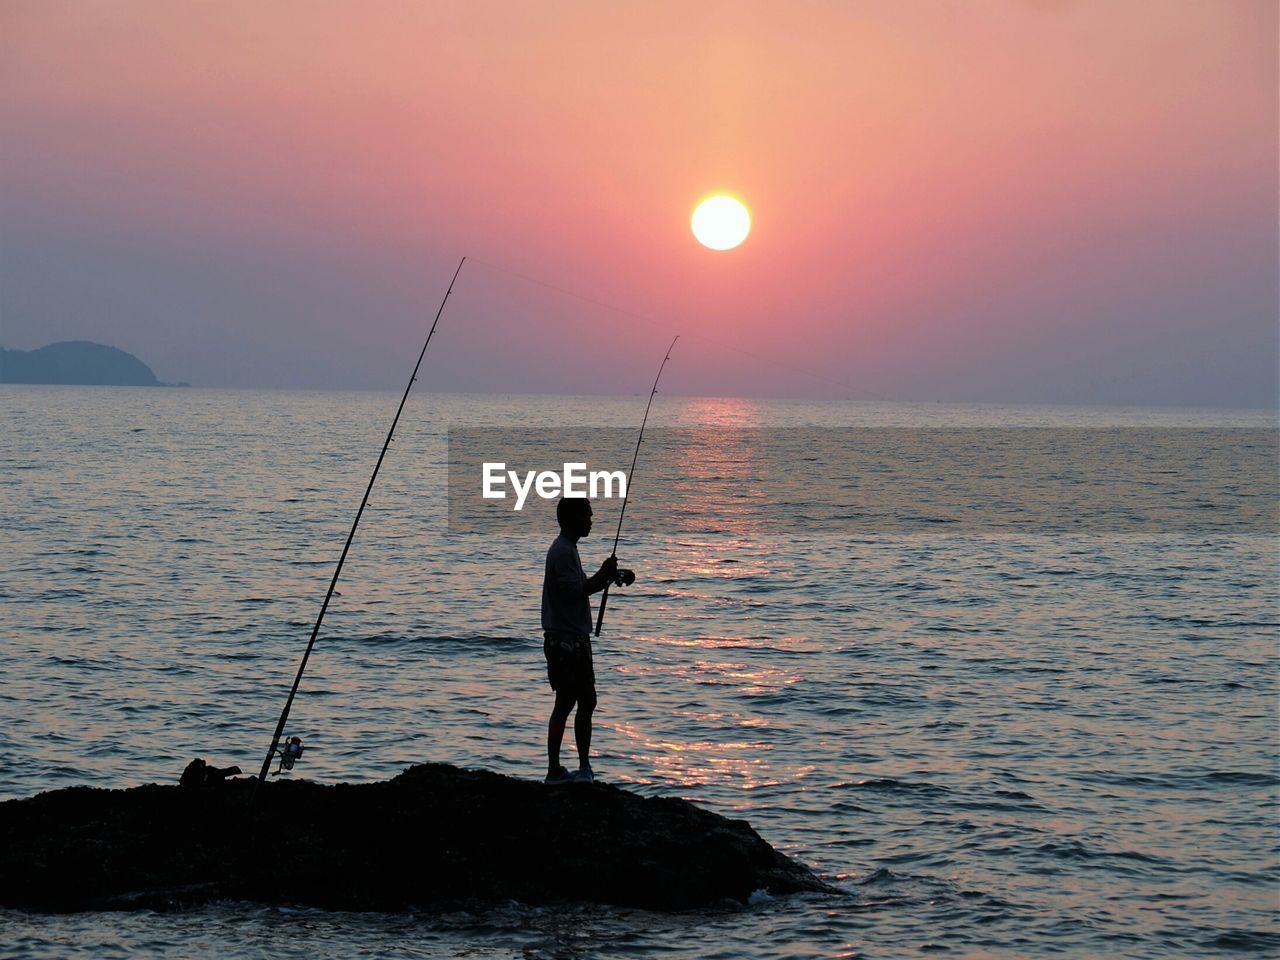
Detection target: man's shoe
<box><xmin>544</xmin><ymin>766</ymin><xmax>575</xmax><ymax>785</ymax></box>
<box><xmin>573</xmin><ymin>765</ymin><xmax>595</xmax><ymax>785</ymax></box>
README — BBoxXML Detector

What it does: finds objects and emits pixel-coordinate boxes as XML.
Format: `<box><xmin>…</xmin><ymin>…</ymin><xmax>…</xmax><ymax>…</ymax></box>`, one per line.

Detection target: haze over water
<box><xmin>2</xmin><ymin>385</ymin><xmax>1276</xmax><ymax>959</ymax></box>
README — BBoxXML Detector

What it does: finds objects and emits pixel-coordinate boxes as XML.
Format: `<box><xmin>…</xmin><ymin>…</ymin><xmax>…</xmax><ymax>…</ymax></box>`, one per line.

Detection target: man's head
<box><xmin>556</xmin><ymin>496</ymin><xmax>593</xmax><ymax>540</ymax></box>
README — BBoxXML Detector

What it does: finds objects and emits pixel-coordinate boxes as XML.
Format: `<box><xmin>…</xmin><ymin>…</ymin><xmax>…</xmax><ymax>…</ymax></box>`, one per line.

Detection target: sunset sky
<box><xmin>2</xmin><ymin>1</ymin><xmax>1275</xmax><ymax>405</ymax></box>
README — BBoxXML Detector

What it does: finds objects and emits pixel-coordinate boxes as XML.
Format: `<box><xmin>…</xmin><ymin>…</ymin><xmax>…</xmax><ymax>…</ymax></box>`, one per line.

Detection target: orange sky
<box><xmin>2</xmin><ymin>1</ymin><xmax>1275</xmax><ymax>403</ymax></box>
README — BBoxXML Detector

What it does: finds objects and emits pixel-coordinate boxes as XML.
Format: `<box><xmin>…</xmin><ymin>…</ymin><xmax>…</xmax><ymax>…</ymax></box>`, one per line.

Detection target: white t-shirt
<box><xmin>541</xmin><ymin>533</ymin><xmax>592</xmax><ymax>636</ymax></box>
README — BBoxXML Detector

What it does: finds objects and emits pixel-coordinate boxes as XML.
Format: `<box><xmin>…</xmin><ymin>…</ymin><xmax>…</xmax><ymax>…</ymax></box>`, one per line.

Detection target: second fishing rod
<box><xmin>255</xmin><ymin>257</ymin><xmax>466</xmax><ymax>791</ymax></box>
<box><xmin>594</xmin><ymin>335</ymin><xmax>679</xmax><ymax>638</ymax></box>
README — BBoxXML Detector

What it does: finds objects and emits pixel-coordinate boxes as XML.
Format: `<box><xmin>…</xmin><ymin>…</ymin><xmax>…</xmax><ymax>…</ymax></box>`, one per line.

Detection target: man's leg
<box><xmin>574</xmin><ymin>686</ymin><xmax>597</xmax><ymax>769</ymax></box>
<box><xmin>547</xmin><ymin>688</ymin><xmax>576</xmax><ymax>775</ymax></box>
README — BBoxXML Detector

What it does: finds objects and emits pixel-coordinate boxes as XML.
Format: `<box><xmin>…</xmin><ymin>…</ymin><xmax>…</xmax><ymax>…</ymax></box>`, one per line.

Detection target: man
<box><xmin>542</xmin><ymin>496</ymin><xmax>633</xmax><ymax>785</ymax></box>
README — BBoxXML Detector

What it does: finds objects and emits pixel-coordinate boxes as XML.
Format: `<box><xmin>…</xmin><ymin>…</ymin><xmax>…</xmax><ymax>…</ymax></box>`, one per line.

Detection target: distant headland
<box><xmin>0</xmin><ymin>341</ymin><xmax>187</xmax><ymax>387</ymax></box>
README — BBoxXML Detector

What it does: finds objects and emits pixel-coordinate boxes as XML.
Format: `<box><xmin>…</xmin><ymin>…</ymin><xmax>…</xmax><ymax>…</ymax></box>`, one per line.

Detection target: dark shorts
<box><xmin>544</xmin><ymin>630</ymin><xmax>595</xmax><ymax>696</ymax></box>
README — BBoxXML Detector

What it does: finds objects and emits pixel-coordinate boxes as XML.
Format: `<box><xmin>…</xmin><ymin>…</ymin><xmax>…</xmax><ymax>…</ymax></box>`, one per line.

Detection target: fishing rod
<box><xmin>594</xmin><ymin>335</ymin><xmax>678</xmax><ymax>638</ymax></box>
<box><xmin>255</xmin><ymin>257</ymin><xmax>466</xmax><ymax>787</ymax></box>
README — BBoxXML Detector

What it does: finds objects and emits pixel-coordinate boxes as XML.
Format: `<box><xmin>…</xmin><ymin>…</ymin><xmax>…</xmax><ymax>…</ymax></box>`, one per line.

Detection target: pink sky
<box><xmin>2</xmin><ymin>1</ymin><xmax>1275</xmax><ymax>404</ymax></box>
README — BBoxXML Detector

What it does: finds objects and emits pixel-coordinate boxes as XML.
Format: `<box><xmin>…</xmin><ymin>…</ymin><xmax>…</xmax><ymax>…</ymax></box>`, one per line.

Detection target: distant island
<box><xmin>0</xmin><ymin>341</ymin><xmax>186</xmax><ymax>386</ymax></box>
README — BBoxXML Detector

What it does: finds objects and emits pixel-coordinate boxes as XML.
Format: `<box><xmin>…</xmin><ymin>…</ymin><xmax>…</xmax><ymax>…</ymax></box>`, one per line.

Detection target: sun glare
<box><xmin>692</xmin><ymin>195</ymin><xmax>751</xmax><ymax>250</ymax></box>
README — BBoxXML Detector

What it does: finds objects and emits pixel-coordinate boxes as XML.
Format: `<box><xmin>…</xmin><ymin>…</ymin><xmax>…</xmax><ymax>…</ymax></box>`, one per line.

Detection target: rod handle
<box><xmin>594</xmin><ymin>584</ymin><xmax>610</xmax><ymax>637</ymax></box>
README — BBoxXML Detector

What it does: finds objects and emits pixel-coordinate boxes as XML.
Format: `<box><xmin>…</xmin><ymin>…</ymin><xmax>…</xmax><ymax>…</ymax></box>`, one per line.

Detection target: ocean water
<box><xmin>1</xmin><ymin>385</ymin><xmax>1276</xmax><ymax>959</ymax></box>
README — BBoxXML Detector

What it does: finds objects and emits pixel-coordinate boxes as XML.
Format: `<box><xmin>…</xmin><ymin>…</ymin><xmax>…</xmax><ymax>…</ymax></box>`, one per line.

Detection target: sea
<box><xmin>1</xmin><ymin>385</ymin><xmax>1276</xmax><ymax>959</ymax></box>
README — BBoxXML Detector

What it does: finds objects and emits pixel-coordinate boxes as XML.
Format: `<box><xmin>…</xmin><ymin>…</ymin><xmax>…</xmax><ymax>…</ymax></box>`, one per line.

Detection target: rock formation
<box><xmin>0</xmin><ymin>763</ymin><xmax>834</xmax><ymax>911</ymax></box>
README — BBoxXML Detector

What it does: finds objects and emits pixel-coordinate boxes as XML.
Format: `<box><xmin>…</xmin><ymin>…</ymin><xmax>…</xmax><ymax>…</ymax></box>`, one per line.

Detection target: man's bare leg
<box><xmin>547</xmin><ymin>690</ymin><xmax>575</xmax><ymax>776</ymax></box>
<box><xmin>574</xmin><ymin>688</ymin><xmax>597</xmax><ymax>769</ymax></box>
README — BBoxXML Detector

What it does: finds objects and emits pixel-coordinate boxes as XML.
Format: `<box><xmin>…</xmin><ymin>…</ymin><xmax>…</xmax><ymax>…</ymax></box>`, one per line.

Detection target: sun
<box><xmin>691</xmin><ymin>195</ymin><xmax>751</xmax><ymax>250</ymax></box>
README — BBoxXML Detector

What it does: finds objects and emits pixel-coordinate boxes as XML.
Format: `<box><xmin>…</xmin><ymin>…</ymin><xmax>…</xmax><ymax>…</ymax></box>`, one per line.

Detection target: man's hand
<box><xmin>599</xmin><ymin>555</ymin><xmax>619</xmax><ymax>580</ymax></box>
<box><xmin>586</xmin><ymin>554</ymin><xmax>618</xmax><ymax>595</ymax></box>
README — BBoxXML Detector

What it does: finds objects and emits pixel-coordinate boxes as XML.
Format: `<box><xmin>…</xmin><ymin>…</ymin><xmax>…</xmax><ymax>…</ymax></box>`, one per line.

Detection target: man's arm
<box><xmin>550</xmin><ymin>550</ymin><xmax>616</xmax><ymax>601</ymax></box>
<box><xmin>584</xmin><ymin>555</ymin><xmax>618</xmax><ymax>596</ymax></box>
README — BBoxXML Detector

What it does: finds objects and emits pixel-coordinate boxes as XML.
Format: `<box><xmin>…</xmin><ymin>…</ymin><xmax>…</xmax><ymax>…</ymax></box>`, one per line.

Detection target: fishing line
<box><xmin>254</xmin><ymin>257</ymin><xmax>467</xmax><ymax>788</ymax></box>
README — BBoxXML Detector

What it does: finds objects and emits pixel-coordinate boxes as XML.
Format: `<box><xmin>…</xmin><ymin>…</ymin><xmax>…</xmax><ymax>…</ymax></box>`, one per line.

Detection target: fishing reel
<box><xmin>611</xmin><ymin>568</ymin><xmax>636</xmax><ymax>587</ymax></box>
<box><xmin>272</xmin><ymin>736</ymin><xmax>305</xmax><ymax>775</ymax></box>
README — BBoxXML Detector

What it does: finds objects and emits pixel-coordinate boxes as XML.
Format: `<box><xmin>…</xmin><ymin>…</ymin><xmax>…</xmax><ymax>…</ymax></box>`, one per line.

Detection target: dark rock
<box><xmin>0</xmin><ymin>341</ymin><xmax>160</xmax><ymax>386</ymax></box>
<box><xmin>0</xmin><ymin>763</ymin><xmax>835</xmax><ymax>912</ymax></box>
<box><xmin>179</xmin><ymin>758</ymin><xmax>243</xmax><ymax>789</ymax></box>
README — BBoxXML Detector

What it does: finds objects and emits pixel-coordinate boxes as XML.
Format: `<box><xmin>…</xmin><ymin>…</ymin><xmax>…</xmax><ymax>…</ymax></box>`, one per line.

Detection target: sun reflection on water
<box><xmin>607</xmin><ymin>718</ymin><xmax>782</xmax><ymax>791</ymax></box>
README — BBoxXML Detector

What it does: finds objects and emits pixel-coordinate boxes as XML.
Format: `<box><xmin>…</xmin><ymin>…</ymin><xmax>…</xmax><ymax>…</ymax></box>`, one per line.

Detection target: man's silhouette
<box><xmin>542</xmin><ymin>496</ymin><xmax>630</xmax><ymax>784</ymax></box>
